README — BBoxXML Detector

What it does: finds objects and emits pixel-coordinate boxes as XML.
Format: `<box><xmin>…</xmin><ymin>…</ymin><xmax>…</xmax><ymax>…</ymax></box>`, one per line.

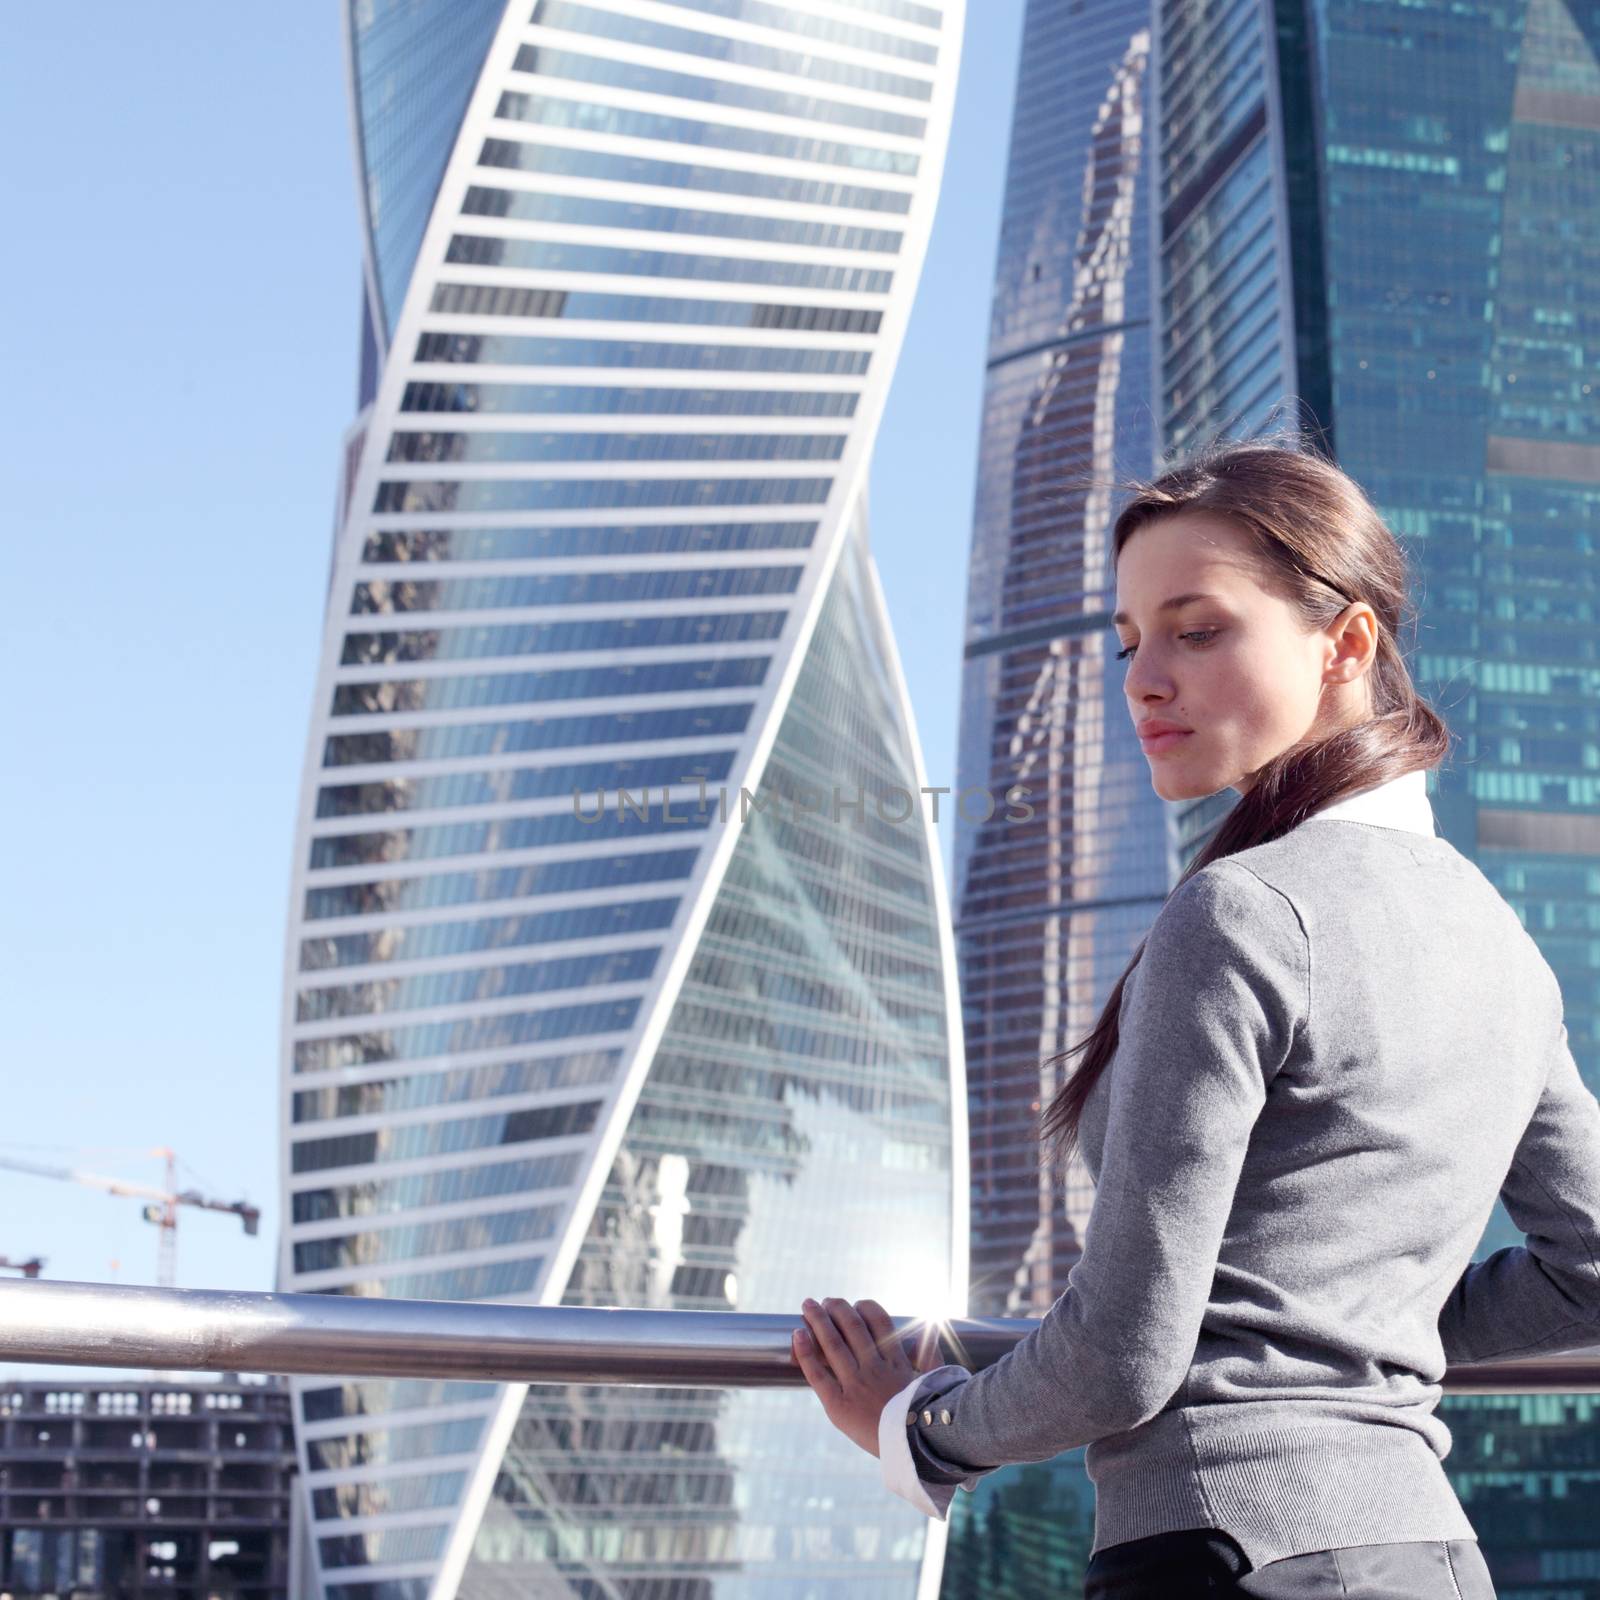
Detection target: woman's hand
<box><xmin>791</xmin><ymin>1296</ymin><xmax>940</xmax><ymax>1458</ymax></box>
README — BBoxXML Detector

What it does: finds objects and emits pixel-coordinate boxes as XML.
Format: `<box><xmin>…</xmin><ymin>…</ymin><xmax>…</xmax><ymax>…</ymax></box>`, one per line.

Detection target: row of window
<box><xmin>5</xmin><ymin>1529</ymin><xmax>107</xmax><ymax>1595</ymax></box>
<box><xmin>326</xmin><ymin>1581</ymin><xmax>428</xmax><ymax>1600</ymax></box>
<box><xmin>1166</xmin><ymin>269</ymin><xmax>1279</xmax><ymax>419</ymax></box>
<box><xmin>491</xmin><ymin>88</ymin><xmax>920</xmax><ymax>177</ymax></box>
<box><xmin>510</xmin><ymin>45</ymin><xmax>928</xmax><ymax>139</ymax></box>
<box><xmin>428</xmin><ymin>279</ymin><xmax>885</xmax><ymax>335</ymax></box>
<box><xmin>302</xmin><ymin>846</ymin><xmax>703</xmax><ymax>922</ymax></box>
<box><xmin>1163</xmin><ymin>0</ymin><xmax>1261</xmax><ymax>157</ymax></box>
<box><xmin>1160</xmin><ymin>0</ymin><xmax>1255</xmax><ymax>89</ymax></box>
<box><xmin>1472</xmin><ymin>771</ymin><xmax>1600</xmax><ymax>807</ymax></box>
<box><xmin>305</xmin><ymin>1416</ymin><xmax>485</xmax><ymax>1473</ymax></box>
<box><xmin>321</xmin><ymin>1253</ymin><xmax>547</xmax><ymax>1303</ymax></box>
<box><xmin>733</xmin><ymin>788</ymin><xmax>933</xmax><ymax>896</ymax></box>
<box><xmin>1164</xmin><ymin>136</ymin><xmax>1271</xmax><ymax>291</ymax></box>
<box><xmin>1166</xmin><ymin>225</ymin><xmax>1275</xmax><ymax>382</ymax></box>
<box><xmin>478</xmin><ymin>133</ymin><xmax>912</xmax><ymax>215</ymax></box>
<box><xmin>291</xmin><ymin>997</ymin><xmax>639</xmax><ymax>1073</ymax></box>
<box><xmin>633</xmin><ymin>1099</ymin><xmax>948</xmax><ymax>1176</ymax></box>
<box><xmin>465</xmin><ymin>1503</ymin><xmax>933</xmax><ymax>1567</ymax></box>
<box><xmin>313</xmin><ymin>753</ymin><xmax>732</xmax><ymax>819</ymax></box>
<box><xmin>461</xmin><ymin>184</ymin><xmax>903</xmax><ymax>256</ymax></box>
<box><xmin>401</xmin><ymin>377</ymin><xmax>863</xmax><ymax>417</ymax></box>
<box><xmin>689</xmin><ymin>947</ymin><xmax>946</xmax><ymax>1029</ymax></box>
<box><xmin>373</xmin><ymin>472</ymin><xmax>836</xmax><ymax>516</ymax></box>
<box><xmin>302</xmin><ymin>1384</ymin><xmax>495</xmax><ymax>1425</ymax></box>
<box><xmin>295</xmin><ymin>944</ymin><xmax>660</xmax><ymax>1023</ymax></box>
<box><xmin>493</xmin><ymin>1398</ymin><xmax>734</xmax><ymax>1463</ymax></box>
<box><xmin>290</xmin><ymin>1098</ymin><xmax>603</xmax><ymax>1175</ymax></box>
<box><xmin>351</xmin><ymin>565</ymin><xmax>803</xmax><ymax>614</ymax></box>
<box><xmin>530</xmin><ymin>1</ymin><xmax>934</xmax><ymax>101</ymax></box>
<box><xmin>650</xmin><ymin>1047</ymin><xmax>948</xmax><ymax>1111</ymax></box>
<box><xmin>292</xmin><ymin>1048</ymin><xmax>623</xmax><ymax>1125</ymax></box>
<box><xmin>319</xmin><ymin>1522</ymin><xmax>448</xmax><ymax>1572</ymax></box>
<box><xmin>339</xmin><ymin>611</ymin><xmax>786</xmax><ymax>664</ymax></box>
<box><xmin>359</xmin><ymin>520</ymin><xmax>818</xmax><ymax>563</ymax></box>
<box><xmin>310</xmin><ymin>1467</ymin><xmax>471</xmax><ymax>1531</ymax></box>
<box><xmin>693</xmin><ymin>901</ymin><xmax>944</xmax><ymax>991</ymax></box>
<box><xmin>835</xmin><ymin>0</ymin><xmax>943</xmax><ymax>23</ymax></box>
<box><xmin>666</xmin><ymin>996</ymin><xmax>942</xmax><ymax>1073</ymax></box>
<box><xmin>1166</xmin><ymin>314</ymin><xmax>1279</xmax><ymax>442</ymax></box>
<box><xmin>442</xmin><ymin>231</ymin><xmax>895</xmax><ymax>295</ymax></box>
<box><xmin>653</xmin><ymin>0</ymin><xmax>940</xmax><ymax>65</ymax></box>
<box><xmin>413</xmin><ymin>329</ymin><xmax>872</xmax><ymax>375</ymax></box>
<box><xmin>1165</xmin><ymin>176</ymin><xmax>1271</xmax><ymax>329</ymax></box>
<box><xmin>720</xmin><ymin>847</ymin><xmax>939</xmax><ymax>949</ymax></box>
<box><xmin>1471</xmin><ymin>660</ymin><xmax>1600</xmax><ymax>696</ymax></box>
<box><xmin>1165</xmin><ymin>216</ymin><xmax>1275</xmax><ymax>367</ymax></box>
<box><xmin>295</xmin><ymin>1201</ymin><xmax>565</xmax><ymax>1276</ymax></box>
<box><xmin>301</xmin><ymin>897</ymin><xmax>677</xmax><ymax>975</ymax></box>
<box><xmin>308</xmin><ymin>805</ymin><xmax>714</xmax><ymax>873</ymax></box>
<box><xmin>329</xmin><ymin>656</ymin><xmax>770</xmax><ymax>719</ymax></box>
<box><xmin>384</xmin><ymin>426</ymin><xmax>849</xmax><ymax>465</ymax></box>
<box><xmin>292</xmin><ymin>1148</ymin><xmax>585</xmax><ymax>1225</ymax></box>
<box><xmin>611</xmin><ymin>1100</ymin><xmax>811</xmax><ymax>1162</ymax></box>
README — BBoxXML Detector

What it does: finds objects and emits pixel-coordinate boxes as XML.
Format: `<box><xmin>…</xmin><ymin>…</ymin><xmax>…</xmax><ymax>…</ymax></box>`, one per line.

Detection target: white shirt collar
<box><xmin>1303</xmin><ymin>766</ymin><xmax>1435</xmax><ymax>836</ymax></box>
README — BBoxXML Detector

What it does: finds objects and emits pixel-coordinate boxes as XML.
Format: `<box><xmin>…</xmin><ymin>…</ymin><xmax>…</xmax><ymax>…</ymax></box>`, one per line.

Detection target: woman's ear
<box><xmin>1325</xmin><ymin>600</ymin><xmax>1379</xmax><ymax>685</ymax></box>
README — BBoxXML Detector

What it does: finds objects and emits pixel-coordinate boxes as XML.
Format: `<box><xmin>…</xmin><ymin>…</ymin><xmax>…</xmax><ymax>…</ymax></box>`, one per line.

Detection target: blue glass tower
<box><xmin>941</xmin><ymin>2</ymin><xmax>1163</xmax><ymax>1590</ymax></box>
<box><xmin>944</xmin><ymin>0</ymin><xmax>1600</xmax><ymax>1590</ymax></box>
<box><xmin>281</xmin><ymin>4</ymin><xmax>969</xmax><ymax>1596</ymax></box>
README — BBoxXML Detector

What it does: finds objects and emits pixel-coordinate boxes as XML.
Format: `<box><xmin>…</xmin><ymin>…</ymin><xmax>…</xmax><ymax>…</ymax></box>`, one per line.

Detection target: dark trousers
<box><xmin>1082</xmin><ymin>1527</ymin><xmax>1497</xmax><ymax>1599</ymax></box>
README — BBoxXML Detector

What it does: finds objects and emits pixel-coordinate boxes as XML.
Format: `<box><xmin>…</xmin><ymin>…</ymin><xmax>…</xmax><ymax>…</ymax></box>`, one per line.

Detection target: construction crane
<box><xmin>0</xmin><ymin>1146</ymin><xmax>258</xmax><ymax>1288</ymax></box>
<box><xmin>0</xmin><ymin>1255</ymin><xmax>45</xmax><ymax>1278</ymax></box>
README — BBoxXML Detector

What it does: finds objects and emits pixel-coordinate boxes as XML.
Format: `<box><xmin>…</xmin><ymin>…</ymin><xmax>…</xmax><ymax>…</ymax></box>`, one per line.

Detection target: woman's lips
<box><xmin>1139</xmin><ymin>728</ymin><xmax>1193</xmax><ymax>755</ymax></box>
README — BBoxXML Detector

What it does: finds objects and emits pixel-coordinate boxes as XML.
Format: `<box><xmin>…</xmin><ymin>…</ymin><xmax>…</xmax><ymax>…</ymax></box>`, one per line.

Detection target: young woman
<box><xmin>790</xmin><ymin>436</ymin><xmax>1600</xmax><ymax>1598</ymax></box>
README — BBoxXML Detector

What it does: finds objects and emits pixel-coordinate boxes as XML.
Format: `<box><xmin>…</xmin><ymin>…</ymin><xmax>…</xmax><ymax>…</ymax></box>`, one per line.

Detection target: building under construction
<box><xmin>0</xmin><ymin>1375</ymin><xmax>295</xmax><ymax>1598</ymax></box>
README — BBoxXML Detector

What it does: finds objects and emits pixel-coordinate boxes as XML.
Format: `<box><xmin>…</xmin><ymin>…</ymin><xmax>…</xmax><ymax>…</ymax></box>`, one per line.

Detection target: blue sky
<box><xmin>0</xmin><ymin>1</ymin><xmax>1027</xmax><ymax>1359</ymax></box>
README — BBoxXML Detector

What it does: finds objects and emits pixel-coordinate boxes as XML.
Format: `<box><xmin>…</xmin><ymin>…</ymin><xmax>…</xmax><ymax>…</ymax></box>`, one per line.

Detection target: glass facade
<box><xmin>459</xmin><ymin>504</ymin><xmax>962</xmax><ymax>1599</ymax></box>
<box><xmin>286</xmin><ymin>3</ymin><xmax>966</xmax><ymax>1596</ymax></box>
<box><xmin>942</xmin><ymin>0</ymin><xmax>1600</xmax><ymax>1590</ymax></box>
<box><xmin>1295</xmin><ymin>0</ymin><xmax>1600</xmax><ymax>1582</ymax></box>
<box><xmin>952</xmin><ymin>0</ymin><xmax>1163</xmax><ymax>1320</ymax></box>
<box><xmin>348</xmin><ymin>0</ymin><xmax>508</xmax><ymax>343</ymax></box>
<box><xmin>939</xmin><ymin>0</ymin><xmax>1165</xmax><ymax>1582</ymax></box>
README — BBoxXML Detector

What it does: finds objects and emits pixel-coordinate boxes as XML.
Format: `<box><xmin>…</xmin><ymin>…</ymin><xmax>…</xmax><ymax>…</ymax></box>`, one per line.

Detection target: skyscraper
<box><xmin>279</xmin><ymin>4</ymin><xmax>967</xmax><ymax>1597</ymax></box>
<box><xmin>1169</xmin><ymin>0</ymin><xmax>1600</xmax><ymax>1574</ymax></box>
<box><xmin>953</xmin><ymin>0</ymin><xmax>1164</xmax><ymax>1327</ymax></box>
<box><xmin>946</xmin><ymin>0</ymin><xmax>1600</xmax><ymax>1588</ymax></box>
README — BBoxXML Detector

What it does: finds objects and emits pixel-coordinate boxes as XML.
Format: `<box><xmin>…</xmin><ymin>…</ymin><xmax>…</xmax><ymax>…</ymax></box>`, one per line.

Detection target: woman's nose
<box><xmin>1123</xmin><ymin>653</ymin><xmax>1170</xmax><ymax>701</ymax></box>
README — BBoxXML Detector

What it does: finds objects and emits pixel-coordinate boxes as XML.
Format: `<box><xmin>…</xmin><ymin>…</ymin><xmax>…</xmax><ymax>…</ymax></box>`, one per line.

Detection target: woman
<box><xmin>790</xmin><ymin>435</ymin><xmax>1600</xmax><ymax>1598</ymax></box>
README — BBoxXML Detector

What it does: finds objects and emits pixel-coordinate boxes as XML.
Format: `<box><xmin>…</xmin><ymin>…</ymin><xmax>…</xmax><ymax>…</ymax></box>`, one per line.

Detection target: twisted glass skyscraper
<box><xmin>944</xmin><ymin>0</ymin><xmax>1600</xmax><ymax>1590</ymax></box>
<box><xmin>279</xmin><ymin>4</ymin><xmax>967</xmax><ymax>1596</ymax></box>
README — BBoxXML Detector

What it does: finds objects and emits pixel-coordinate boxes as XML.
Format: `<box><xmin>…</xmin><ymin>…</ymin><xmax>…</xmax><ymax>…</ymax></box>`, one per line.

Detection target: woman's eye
<box><xmin>1114</xmin><ymin>630</ymin><xmax>1218</xmax><ymax>662</ymax></box>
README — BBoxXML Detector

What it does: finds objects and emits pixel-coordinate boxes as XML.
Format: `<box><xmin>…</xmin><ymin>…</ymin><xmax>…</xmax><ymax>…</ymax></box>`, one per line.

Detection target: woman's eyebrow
<box><xmin>1111</xmin><ymin>591</ymin><xmax>1221</xmax><ymax>626</ymax></box>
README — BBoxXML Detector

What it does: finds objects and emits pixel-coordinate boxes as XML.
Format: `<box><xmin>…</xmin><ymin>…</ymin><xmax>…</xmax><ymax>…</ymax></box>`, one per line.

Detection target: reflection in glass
<box><xmin>460</xmin><ymin>505</ymin><xmax>958</xmax><ymax>1597</ymax></box>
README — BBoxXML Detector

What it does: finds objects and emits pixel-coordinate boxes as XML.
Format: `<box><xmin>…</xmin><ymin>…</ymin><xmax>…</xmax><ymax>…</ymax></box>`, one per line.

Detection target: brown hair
<box><xmin>1037</xmin><ymin>429</ymin><xmax>1454</xmax><ymax>1168</ymax></box>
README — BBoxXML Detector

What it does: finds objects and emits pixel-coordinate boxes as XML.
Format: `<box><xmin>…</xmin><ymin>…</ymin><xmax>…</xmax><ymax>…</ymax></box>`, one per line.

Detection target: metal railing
<box><xmin>2</xmin><ymin>1279</ymin><xmax>1598</xmax><ymax>1394</ymax></box>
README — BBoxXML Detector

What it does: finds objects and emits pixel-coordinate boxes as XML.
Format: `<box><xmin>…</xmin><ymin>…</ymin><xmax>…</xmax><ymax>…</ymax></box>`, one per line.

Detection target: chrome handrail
<box><xmin>1</xmin><ymin>1279</ymin><xmax>1596</xmax><ymax>1394</ymax></box>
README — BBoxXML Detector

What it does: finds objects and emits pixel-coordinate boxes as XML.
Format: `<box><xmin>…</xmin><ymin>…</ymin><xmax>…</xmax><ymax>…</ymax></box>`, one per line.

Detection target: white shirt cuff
<box><xmin>878</xmin><ymin>1364</ymin><xmax>979</xmax><ymax>1519</ymax></box>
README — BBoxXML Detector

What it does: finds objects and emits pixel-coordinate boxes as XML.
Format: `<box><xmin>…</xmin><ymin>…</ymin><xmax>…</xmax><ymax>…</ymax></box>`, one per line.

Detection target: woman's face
<box><xmin>1112</xmin><ymin>511</ymin><xmax>1375</xmax><ymax>800</ymax></box>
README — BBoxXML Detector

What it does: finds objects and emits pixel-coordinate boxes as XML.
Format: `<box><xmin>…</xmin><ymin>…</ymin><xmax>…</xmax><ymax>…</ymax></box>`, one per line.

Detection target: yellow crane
<box><xmin>0</xmin><ymin>1146</ymin><xmax>258</xmax><ymax>1288</ymax></box>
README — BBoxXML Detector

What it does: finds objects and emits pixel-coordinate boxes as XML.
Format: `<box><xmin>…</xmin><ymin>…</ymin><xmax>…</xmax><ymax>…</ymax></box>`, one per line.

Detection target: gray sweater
<box><xmin>900</xmin><ymin>798</ymin><xmax>1600</xmax><ymax>1565</ymax></box>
